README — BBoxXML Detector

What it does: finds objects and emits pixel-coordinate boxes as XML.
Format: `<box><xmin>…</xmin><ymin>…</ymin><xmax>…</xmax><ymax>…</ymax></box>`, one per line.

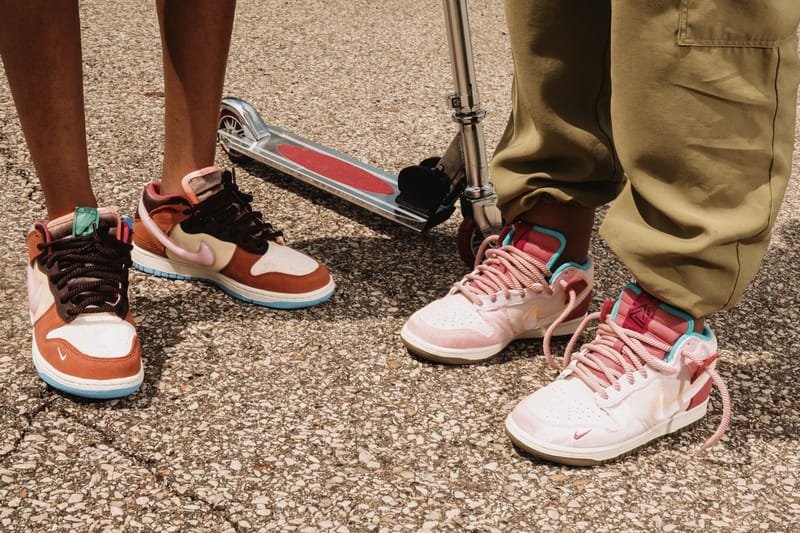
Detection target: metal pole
<box><xmin>442</xmin><ymin>0</ymin><xmax>497</xmax><ymax>235</ymax></box>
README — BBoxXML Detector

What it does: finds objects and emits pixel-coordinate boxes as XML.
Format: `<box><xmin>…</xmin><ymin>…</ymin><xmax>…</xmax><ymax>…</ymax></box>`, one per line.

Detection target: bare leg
<box><xmin>0</xmin><ymin>0</ymin><xmax>95</xmax><ymax>219</ymax></box>
<box><xmin>156</xmin><ymin>0</ymin><xmax>236</xmax><ymax>194</ymax></box>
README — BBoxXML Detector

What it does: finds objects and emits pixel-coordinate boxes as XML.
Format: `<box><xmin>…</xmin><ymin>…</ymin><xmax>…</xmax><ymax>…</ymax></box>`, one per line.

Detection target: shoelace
<box><xmin>41</xmin><ymin>228</ymin><xmax>132</xmax><ymax>320</ymax></box>
<box><xmin>454</xmin><ymin>235</ymin><xmax>554</xmax><ymax>305</ymax></box>
<box><xmin>542</xmin><ymin>295</ymin><xmax>732</xmax><ymax>453</ymax></box>
<box><xmin>186</xmin><ymin>172</ymin><xmax>284</xmax><ymax>252</ymax></box>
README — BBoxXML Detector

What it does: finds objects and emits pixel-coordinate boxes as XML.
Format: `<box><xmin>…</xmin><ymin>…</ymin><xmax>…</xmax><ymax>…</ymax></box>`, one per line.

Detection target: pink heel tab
<box><xmin>145</xmin><ymin>181</ymin><xmax>164</xmax><ymax>198</ymax></box>
<box><xmin>180</xmin><ymin>166</ymin><xmax>222</xmax><ymax>204</ymax></box>
<box><xmin>145</xmin><ymin>181</ymin><xmax>188</xmax><ymax>202</ymax></box>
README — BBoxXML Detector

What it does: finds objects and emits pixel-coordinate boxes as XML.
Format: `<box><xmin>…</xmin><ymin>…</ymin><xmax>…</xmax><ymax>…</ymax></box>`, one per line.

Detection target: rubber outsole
<box><xmin>132</xmin><ymin>246</ymin><xmax>334</xmax><ymax>309</ymax></box>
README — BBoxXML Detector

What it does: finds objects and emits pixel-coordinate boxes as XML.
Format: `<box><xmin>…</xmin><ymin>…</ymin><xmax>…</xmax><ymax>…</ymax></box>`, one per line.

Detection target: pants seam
<box><xmin>723</xmin><ymin>46</ymin><xmax>781</xmax><ymax>309</ymax></box>
<box><xmin>593</xmin><ymin>37</ymin><xmax>618</xmax><ymax>185</ymax></box>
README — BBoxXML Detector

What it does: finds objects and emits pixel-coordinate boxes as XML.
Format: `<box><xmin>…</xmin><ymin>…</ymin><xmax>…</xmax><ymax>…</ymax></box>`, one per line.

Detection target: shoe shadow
<box><xmin>700</xmin><ymin>214</ymin><xmax>800</xmax><ymax>460</ymax></box>
<box><xmin>110</xmin><ymin>228</ymin><xmax>466</xmax><ymax>406</ymax></box>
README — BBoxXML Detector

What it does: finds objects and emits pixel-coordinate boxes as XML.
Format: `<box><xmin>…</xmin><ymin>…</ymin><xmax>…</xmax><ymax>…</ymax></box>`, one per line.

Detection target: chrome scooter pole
<box><xmin>442</xmin><ymin>0</ymin><xmax>501</xmax><ymax>240</ymax></box>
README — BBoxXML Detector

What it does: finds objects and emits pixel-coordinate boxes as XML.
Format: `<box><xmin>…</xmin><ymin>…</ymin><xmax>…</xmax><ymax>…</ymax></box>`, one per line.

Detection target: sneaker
<box><xmin>131</xmin><ymin>166</ymin><xmax>335</xmax><ymax>309</ymax></box>
<box><xmin>27</xmin><ymin>207</ymin><xmax>143</xmax><ymax>399</ymax></box>
<box><xmin>505</xmin><ymin>284</ymin><xmax>731</xmax><ymax>465</ymax></box>
<box><xmin>400</xmin><ymin>222</ymin><xmax>593</xmax><ymax>364</ymax></box>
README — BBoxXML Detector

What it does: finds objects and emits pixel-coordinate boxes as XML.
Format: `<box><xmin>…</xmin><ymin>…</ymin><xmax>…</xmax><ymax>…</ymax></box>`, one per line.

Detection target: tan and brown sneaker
<box><xmin>132</xmin><ymin>166</ymin><xmax>334</xmax><ymax>308</ymax></box>
<box><xmin>27</xmin><ymin>207</ymin><xmax>143</xmax><ymax>398</ymax></box>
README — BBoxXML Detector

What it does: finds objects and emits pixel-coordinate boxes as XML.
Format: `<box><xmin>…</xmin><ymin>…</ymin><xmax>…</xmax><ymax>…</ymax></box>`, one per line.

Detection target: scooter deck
<box><xmin>218</xmin><ymin>101</ymin><xmax>452</xmax><ymax>232</ymax></box>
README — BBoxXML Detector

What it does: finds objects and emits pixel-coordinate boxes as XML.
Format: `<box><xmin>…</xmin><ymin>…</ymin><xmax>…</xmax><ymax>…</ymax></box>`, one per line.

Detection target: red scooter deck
<box><xmin>218</xmin><ymin>97</ymin><xmax>453</xmax><ymax>232</ymax></box>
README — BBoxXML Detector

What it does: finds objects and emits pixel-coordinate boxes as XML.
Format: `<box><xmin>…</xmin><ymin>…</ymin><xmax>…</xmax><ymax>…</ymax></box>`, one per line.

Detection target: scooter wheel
<box><xmin>456</xmin><ymin>216</ymin><xmax>484</xmax><ymax>267</ymax></box>
<box><xmin>218</xmin><ymin>110</ymin><xmax>252</xmax><ymax>164</ymax></box>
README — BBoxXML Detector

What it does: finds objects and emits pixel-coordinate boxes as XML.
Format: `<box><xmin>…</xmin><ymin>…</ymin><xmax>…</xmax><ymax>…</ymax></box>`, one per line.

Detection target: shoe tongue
<box><xmin>40</xmin><ymin>207</ymin><xmax>130</xmax><ymax>311</ymax></box>
<box><xmin>464</xmin><ymin>223</ymin><xmax>564</xmax><ymax>298</ymax></box>
<box><xmin>611</xmin><ymin>285</ymin><xmax>690</xmax><ymax>346</ymax></box>
<box><xmin>580</xmin><ymin>285</ymin><xmax>691</xmax><ymax>385</ymax></box>
<box><xmin>45</xmin><ymin>207</ymin><xmax>128</xmax><ymax>243</ymax></box>
<box><xmin>72</xmin><ymin>206</ymin><xmax>101</xmax><ymax>237</ymax></box>
<box><xmin>502</xmin><ymin>222</ymin><xmax>564</xmax><ymax>270</ymax></box>
<box><xmin>182</xmin><ymin>167</ymin><xmax>224</xmax><ymax>205</ymax></box>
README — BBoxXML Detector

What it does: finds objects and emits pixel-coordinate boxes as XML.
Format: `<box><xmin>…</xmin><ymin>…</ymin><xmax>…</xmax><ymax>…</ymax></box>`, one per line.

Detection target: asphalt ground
<box><xmin>1</xmin><ymin>1</ymin><xmax>799</xmax><ymax>532</ymax></box>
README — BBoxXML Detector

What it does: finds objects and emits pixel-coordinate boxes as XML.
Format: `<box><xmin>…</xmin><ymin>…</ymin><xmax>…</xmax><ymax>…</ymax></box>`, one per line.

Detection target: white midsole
<box><xmin>505</xmin><ymin>401</ymin><xmax>709</xmax><ymax>463</ymax></box>
<box><xmin>31</xmin><ymin>336</ymin><xmax>143</xmax><ymax>391</ymax></box>
<box><xmin>400</xmin><ymin>314</ymin><xmax>585</xmax><ymax>362</ymax></box>
<box><xmin>132</xmin><ymin>245</ymin><xmax>335</xmax><ymax>303</ymax></box>
<box><xmin>400</xmin><ymin>324</ymin><xmax>505</xmax><ymax>361</ymax></box>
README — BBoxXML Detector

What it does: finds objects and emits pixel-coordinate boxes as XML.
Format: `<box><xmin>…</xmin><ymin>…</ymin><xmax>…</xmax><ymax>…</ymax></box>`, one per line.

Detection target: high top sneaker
<box><xmin>27</xmin><ymin>207</ymin><xmax>143</xmax><ymax>399</ymax></box>
<box><xmin>132</xmin><ymin>166</ymin><xmax>335</xmax><ymax>309</ymax></box>
<box><xmin>505</xmin><ymin>284</ymin><xmax>731</xmax><ymax>465</ymax></box>
<box><xmin>400</xmin><ymin>222</ymin><xmax>593</xmax><ymax>364</ymax></box>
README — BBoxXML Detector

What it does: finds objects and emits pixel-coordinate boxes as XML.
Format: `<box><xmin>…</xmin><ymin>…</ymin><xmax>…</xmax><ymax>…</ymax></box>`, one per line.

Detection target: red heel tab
<box><xmin>562</xmin><ymin>277</ymin><xmax>589</xmax><ymax>303</ymax></box>
<box><xmin>600</xmin><ymin>299</ymin><xmax>615</xmax><ymax>322</ymax></box>
<box><xmin>688</xmin><ymin>352</ymin><xmax>719</xmax><ymax>379</ymax></box>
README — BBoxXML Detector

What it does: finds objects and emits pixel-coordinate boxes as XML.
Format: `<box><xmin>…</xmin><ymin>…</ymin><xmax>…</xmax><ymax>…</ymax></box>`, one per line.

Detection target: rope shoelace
<box><xmin>186</xmin><ymin>172</ymin><xmax>284</xmax><ymax>253</ymax></box>
<box><xmin>41</xmin><ymin>228</ymin><xmax>132</xmax><ymax>320</ymax></box>
<box><xmin>454</xmin><ymin>235</ymin><xmax>554</xmax><ymax>305</ymax></box>
<box><xmin>542</xmin><ymin>291</ymin><xmax>732</xmax><ymax>453</ymax></box>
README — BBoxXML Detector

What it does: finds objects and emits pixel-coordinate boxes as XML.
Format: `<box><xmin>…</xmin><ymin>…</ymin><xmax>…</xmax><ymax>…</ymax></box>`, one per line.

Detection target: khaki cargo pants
<box><xmin>492</xmin><ymin>0</ymin><xmax>800</xmax><ymax>317</ymax></box>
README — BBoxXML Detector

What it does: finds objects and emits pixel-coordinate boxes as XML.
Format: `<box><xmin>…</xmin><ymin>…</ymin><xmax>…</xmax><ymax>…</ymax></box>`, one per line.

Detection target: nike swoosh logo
<box><xmin>27</xmin><ymin>265</ymin><xmax>42</xmax><ymax>314</ymax></box>
<box><xmin>57</xmin><ymin>347</ymin><xmax>68</xmax><ymax>361</ymax></box>
<box><xmin>138</xmin><ymin>197</ymin><xmax>216</xmax><ymax>266</ymax></box>
<box><xmin>519</xmin><ymin>304</ymin><xmax>539</xmax><ymax>330</ymax></box>
<box><xmin>658</xmin><ymin>375</ymin><xmax>711</xmax><ymax>418</ymax></box>
<box><xmin>573</xmin><ymin>429</ymin><xmax>592</xmax><ymax>440</ymax></box>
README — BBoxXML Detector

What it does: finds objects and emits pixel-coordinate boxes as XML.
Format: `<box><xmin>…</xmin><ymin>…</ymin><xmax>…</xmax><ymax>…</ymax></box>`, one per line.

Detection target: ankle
<box><xmin>519</xmin><ymin>201</ymin><xmax>594</xmax><ymax>265</ymax></box>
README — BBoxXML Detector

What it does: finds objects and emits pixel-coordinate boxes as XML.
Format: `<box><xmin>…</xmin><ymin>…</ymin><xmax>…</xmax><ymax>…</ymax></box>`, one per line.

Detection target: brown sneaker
<box><xmin>27</xmin><ymin>207</ymin><xmax>143</xmax><ymax>398</ymax></box>
<box><xmin>131</xmin><ymin>166</ymin><xmax>334</xmax><ymax>308</ymax></box>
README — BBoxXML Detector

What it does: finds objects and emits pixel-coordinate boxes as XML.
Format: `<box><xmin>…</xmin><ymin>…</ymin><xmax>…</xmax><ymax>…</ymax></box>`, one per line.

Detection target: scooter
<box><xmin>216</xmin><ymin>0</ymin><xmax>503</xmax><ymax>266</ymax></box>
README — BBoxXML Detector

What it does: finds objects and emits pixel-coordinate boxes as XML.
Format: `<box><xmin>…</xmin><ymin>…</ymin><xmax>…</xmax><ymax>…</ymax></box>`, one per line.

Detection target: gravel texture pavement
<box><xmin>1</xmin><ymin>1</ymin><xmax>799</xmax><ymax>532</ymax></box>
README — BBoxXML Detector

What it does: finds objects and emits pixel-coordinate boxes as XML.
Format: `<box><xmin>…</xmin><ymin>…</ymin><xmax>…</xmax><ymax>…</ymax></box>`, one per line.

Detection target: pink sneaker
<box><xmin>400</xmin><ymin>222</ymin><xmax>593</xmax><ymax>364</ymax></box>
<box><xmin>505</xmin><ymin>284</ymin><xmax>731</xmax><ymax>465</ymax></box>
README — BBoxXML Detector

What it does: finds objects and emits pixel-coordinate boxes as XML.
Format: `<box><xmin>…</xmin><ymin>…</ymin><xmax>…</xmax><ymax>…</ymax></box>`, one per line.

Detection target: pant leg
<box><xmin>601</xmin><ymin>0</ymin><xmax>800</xmax><ymax>317</ymax></box>
<box><xmin>492</xmin><ymin>0</ymin><xmax>623</xmax><ymax>223</ymax></box>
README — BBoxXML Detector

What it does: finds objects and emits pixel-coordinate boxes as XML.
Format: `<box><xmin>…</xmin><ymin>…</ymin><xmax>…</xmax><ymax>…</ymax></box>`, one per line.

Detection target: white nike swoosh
<box><xmin>518</xmin><ymin>304</ymin><xmax>539</xmax><ymax>330</ymax></box>
<box><xmin>658</xmin><ymin>375</ymin><xmax>711</xmax><ymax>418</ymax></box>
<box><xmin>138</xmin><ymin>197</ymin><xmax>216</xmax><ymax>266</ymax></box>
<box><xmin>57</xmin><ymin>347</ymin><xmax>68</xmax><ymax>361</ymax></box>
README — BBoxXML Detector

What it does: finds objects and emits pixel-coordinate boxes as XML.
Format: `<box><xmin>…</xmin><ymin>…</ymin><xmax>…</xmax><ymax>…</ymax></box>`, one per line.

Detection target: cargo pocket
<box><xmin>677</xmin><ymin>0</ymin><xmax>800</xmax><ymax>48</ymax></box>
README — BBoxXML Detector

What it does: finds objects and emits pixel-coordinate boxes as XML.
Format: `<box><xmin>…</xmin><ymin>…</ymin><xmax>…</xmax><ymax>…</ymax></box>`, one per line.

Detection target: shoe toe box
<box><xmin>47</xmin><ymin>314</ymin><xmax>138</xmax><ymax>359</ymax></box>
<box><xmin>404</xmin><ymin>294</ymin><xmax>504</xmax><ymax>349</ymax></box>
<box><xmin>507</xmin><ymin>378</ymin><xmax>609</xmax><ymax>448</ymax></box>
<box><xmin>223</xmin><ymin>243</ymin><xmax>334</xmax><ymax>295</ymax></box>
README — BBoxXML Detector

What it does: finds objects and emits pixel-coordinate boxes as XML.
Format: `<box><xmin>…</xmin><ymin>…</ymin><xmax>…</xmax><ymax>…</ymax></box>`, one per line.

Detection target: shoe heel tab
<box><xmin>145</xmin><ymin>181</ymin><xmax>162</xmax><ymax>197</ymax></box>
<box><xmin>181</xmin><ymin>166</ymin><xmax>223</xmax><ymax>204</ymax></box>
<box><xmin>27</xmin><ymin>224</ymin><xmax>49</xmax><ymax>261</ymax></box>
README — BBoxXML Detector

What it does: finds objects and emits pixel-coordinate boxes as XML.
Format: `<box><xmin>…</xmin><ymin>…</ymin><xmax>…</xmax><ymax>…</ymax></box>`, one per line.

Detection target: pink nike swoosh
<box><xmin>27</xmin><ymin>265</ymin><xmax>41</xmax><ymax>314</ymax></box>
<box><xmin>137</xmin><ymin>197</ymin><xmax>215</xmax><ymax>266</ymax></box>
<box><xmin>573</xmin><ymin>429</ymin><xmax>592</xmax><ymax>440</ymax></box>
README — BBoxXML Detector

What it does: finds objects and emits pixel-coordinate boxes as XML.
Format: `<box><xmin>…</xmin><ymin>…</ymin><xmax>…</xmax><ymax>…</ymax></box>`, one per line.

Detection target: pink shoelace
<box><xmin>542</xmin><ymin>287</ymin><xmax>732</xmax><ymax>454</ymax></box>
<box><xmin>454</xmin><ymin>235</ymin><xmax>555</xmax><ymax>305</ymax></box>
